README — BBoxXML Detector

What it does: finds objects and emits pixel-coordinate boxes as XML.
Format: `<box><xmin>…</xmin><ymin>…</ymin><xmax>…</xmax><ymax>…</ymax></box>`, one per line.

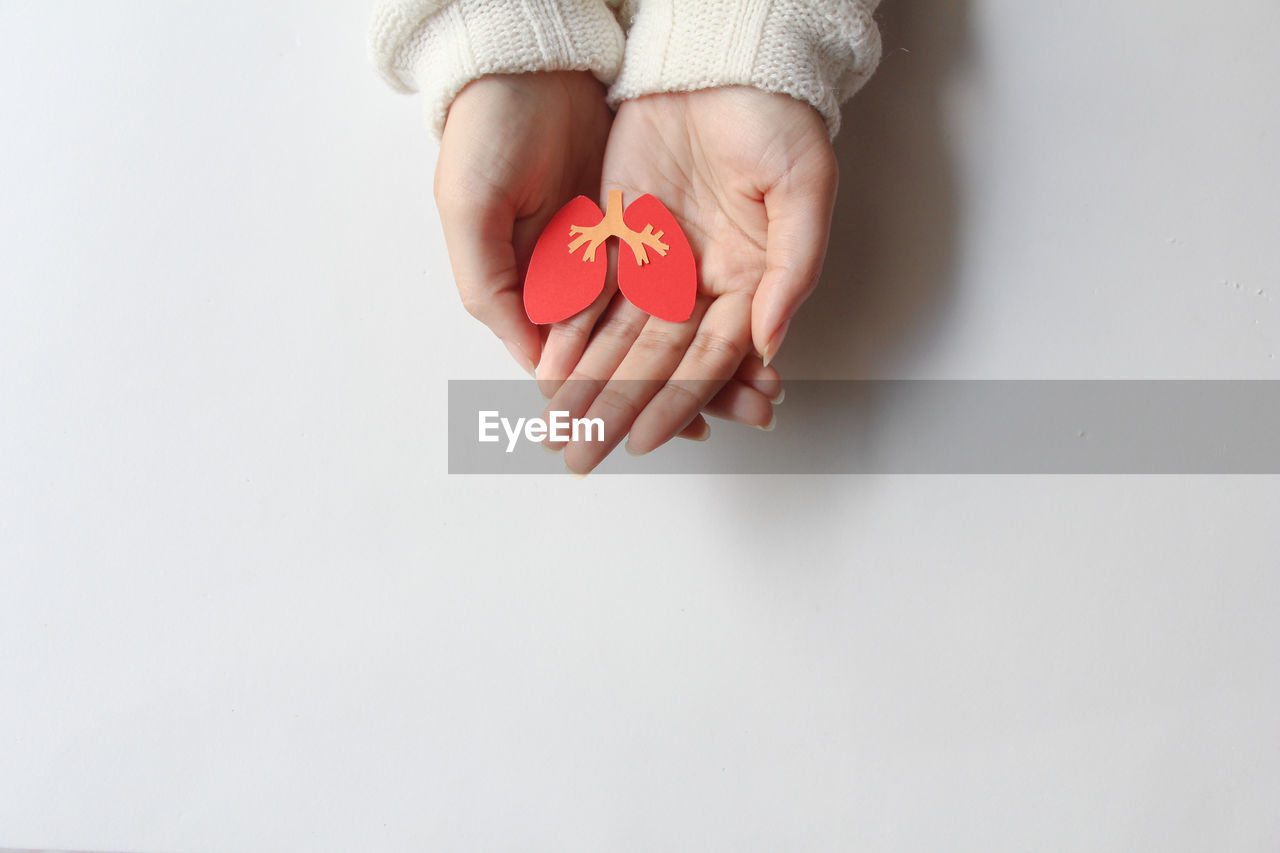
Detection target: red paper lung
<box><xmin>523</xmin><ymin>192</ymin><xmax>696</xmax><ymax>325</ymax></box>
<box><xmin>618</xmin><ymin>194</ymin><xmax>696</xmax><ymax>323</ymax></box>
<box><xmin>523</xmin><ymin>195</ymin><xmax>607</xmax><ymax>325</ymax></box>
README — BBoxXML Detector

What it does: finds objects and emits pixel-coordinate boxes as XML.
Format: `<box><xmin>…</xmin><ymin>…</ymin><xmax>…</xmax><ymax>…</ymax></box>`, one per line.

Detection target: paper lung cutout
<box><xmin>523</xmin><ymin>191</ymin><xmax>696</xmax><ymax>324</ymax></box>
<box><xmin>523</xmin><ymin>196</ymin><xmax>608</xmax><ymax>325</ymax></box>
<box><xmin>618</xmin><ymin>194</ymin><xmax>696</xmax><ymax>323</ymax></box>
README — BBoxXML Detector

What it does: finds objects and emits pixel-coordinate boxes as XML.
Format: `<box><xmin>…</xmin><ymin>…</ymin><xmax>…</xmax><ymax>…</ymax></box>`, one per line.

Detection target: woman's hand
<box><xmin>539</xmin><ymin>87</ymin><xmax>839</xmax><ymax>474</ymax></box>
<box><xmin>434</xmin><ymin>71</ymin><xmax>613</xmax><ymax>376</ymax></box>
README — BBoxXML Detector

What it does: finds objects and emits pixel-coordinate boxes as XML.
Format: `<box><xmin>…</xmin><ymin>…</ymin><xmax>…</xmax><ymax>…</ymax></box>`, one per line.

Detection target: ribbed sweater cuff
<box><xmin>368</xmin><ymin>0</ymin><xmax>626</xmax><ymax>138</ymax></box>
<box><xmin>607</xmin><ymin>0</ymin><xmax>881</xmax><ymax>138</ymax></box>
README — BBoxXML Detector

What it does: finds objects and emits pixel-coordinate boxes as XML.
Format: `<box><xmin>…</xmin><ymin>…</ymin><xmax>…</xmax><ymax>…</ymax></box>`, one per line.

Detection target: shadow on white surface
<box><xmin>785</xmin><ymin>0</ymin><xmax>972</xmax><ymax>380</ymax></box>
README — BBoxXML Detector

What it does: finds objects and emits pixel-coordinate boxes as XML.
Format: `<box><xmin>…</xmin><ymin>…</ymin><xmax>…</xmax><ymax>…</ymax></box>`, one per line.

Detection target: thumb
<box><xmin>751</xmin><ymin>156</ymin><xmax>838</xmax><ymax>366</ymax></box>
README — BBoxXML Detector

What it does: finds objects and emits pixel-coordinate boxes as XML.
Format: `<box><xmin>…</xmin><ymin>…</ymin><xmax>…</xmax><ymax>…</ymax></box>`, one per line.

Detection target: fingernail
<box><xmin>757</xmin><ymin>411</ymin><xmax>777</xmax><ymax>432</ymax></box>
<box><xmin>770</xmin><ymin>387</ymin><xmax>786</xmax><ymax>405</ymax></box>
<box><xmin>503</xmin><ymin>340</ymin><xmax>536</xmax><ymax>378</ymax></box>
<box><xmin>541</xmin><ymin>441</ymin><xmax>560</xmax><ymax>455</ymax></box>
<box><xmin>624</xmin><ymin>441</ymin><xmax>648</xmax><ymax>457</ymax></box>
<box><xmin>565</xmin><ymin>461</ymin><xmax>588</xmax><ymax>479</ymax></box>
<box><xmin>762</xmin><ymin>319</ymin><xmax>792</xmax><ymax>368</ymax></box>
<box><xmin>691</xmin><ymin>420</ymin><xmax>711</xmax><ymax>441</ymax></box>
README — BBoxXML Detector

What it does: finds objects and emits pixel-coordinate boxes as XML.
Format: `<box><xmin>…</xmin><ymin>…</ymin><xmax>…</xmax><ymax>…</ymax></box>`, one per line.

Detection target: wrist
<box><xmin>607</xmin><ymin>0</ymin><xmax>880</xmax><ymax>138</ymax></box>
<box><xmin>369</xmin><ymin>0</ymin><xmax>625</xmax><ymax>138</ymax></box>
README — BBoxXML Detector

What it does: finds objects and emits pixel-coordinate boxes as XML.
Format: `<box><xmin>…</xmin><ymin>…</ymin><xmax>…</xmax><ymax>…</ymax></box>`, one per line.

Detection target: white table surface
<box><xmin>2</xmin><ymin>1</ymin><xmax>1277</xmax><ymax>851</ymax></box>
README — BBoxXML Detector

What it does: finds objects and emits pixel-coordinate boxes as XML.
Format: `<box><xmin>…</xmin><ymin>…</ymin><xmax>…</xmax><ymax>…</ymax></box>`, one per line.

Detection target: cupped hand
<box><xmin>539</xmin><ymin>87</ymin><xmax>838</xmax><ymax>474</ymax></box>
<box><xmin>434</xmin><ymin>71</ymin><xmax>612</xmax><ymax>376</ymax></box>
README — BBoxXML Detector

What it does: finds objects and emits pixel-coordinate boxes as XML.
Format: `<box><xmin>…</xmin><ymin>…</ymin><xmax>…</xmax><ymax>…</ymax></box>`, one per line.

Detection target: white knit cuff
<box><xmin>368</xmin><ymin>0</ymin><xmax>626</xmax><ymax>138</ymax></box>
<box><xmin>607</xmin><ymin>0</ymin><xmax>881</xmax><ymax>138</ymax></box>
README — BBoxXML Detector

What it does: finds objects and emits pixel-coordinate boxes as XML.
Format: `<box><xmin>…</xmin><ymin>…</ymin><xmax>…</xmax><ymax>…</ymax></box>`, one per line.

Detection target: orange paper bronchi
<box><xmin>524</xmin><ymin>191</ymin><xmax>696</xmax><ymax>325</ymax></box>
<box><xmin>568</xmin><ymin>190</ymin><xmax>668</xmax><ymax>264</ymax></box>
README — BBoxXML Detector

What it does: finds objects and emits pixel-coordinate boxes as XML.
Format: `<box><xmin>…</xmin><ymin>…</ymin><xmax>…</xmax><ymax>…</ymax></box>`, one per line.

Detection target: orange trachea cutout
<box><xmin>567</xmin><ymin>190</ymin><xmax>669</xmax><ymax>265</ymax></box>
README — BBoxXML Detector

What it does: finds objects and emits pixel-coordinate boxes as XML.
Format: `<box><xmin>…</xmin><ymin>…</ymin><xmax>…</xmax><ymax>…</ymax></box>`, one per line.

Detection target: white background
<box><xmin>2</xmin><ymin>1</ymin><xmax>1278</xmax><ymax>851</ymax></box>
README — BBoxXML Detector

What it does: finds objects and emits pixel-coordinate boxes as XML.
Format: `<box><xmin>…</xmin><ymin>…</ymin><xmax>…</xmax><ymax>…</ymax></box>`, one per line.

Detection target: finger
<box><xmin>536</xmin><ymin>243</ymin><xmax>620</xmax><ymax>398</ymax></box>
<box><xmin>540</xmin><ymin>294</ymin><xmax>651</xmax><ymax>450</ymax></box>
<box><xmin>624</xmin><ymin>291</ymin><xmax>753</xmax><ymax>457</ymax></box>
<box><xmin>751</xmin><ymin>149</ymin><xmax>839</xmax><ymax>366</ymax></box>
<box><xmin>702</xmin><ymin>382</ymin><xmax>775</xmax><ymax>429</ymax></box>
<box><xmin>545</xmin><ymin>310</ymin><xmax>779</xmax><ymax>419</ymax></box>
<box><xmin>675</xmin><ymin>413</ymin><xmax>711</xmax><ymax>442</ymax></box>
<box><xmin>543</xmin><ymin>322</ymin><xmax>769</xmax><ymax>459</ymax></box>
<box><xmin>436</xmin><ymin>192</ymin><xmax>542</xmax><ymax>375</ymax></box>
<box><xmin>562</xmin><ymin>300</ymin><xmax>710</xmax><ymax>474</ymax></box>
<box><xmin>545</xmin><ymin>372</ymin><xmax>773</xmax><ymax>447</ymax></box>
<box><xmin>542</xmin><ymin>394</ymin><xmax>711</xmax><ymax>455</ymax></box>
<box><xmin>734</xmin><ymin>355</ymin><xmax>784</xmax><ymax>402</ymax></box>
<box><xmin>552</xmin><ymin>379</ymin><xmax>763</xmax><ymax>448</ymax></box>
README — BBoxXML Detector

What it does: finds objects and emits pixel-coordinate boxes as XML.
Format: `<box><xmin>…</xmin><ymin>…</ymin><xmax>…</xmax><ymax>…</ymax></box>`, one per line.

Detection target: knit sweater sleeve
<box><xmin>367</xmin><ymin>0</ymin><xmax>627</xmax><ymax>138</ymax></box>
<box><xmin>607</xmin><ymin>0</ymin><xmax>882</xmax><ymax>138</ymax></box>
